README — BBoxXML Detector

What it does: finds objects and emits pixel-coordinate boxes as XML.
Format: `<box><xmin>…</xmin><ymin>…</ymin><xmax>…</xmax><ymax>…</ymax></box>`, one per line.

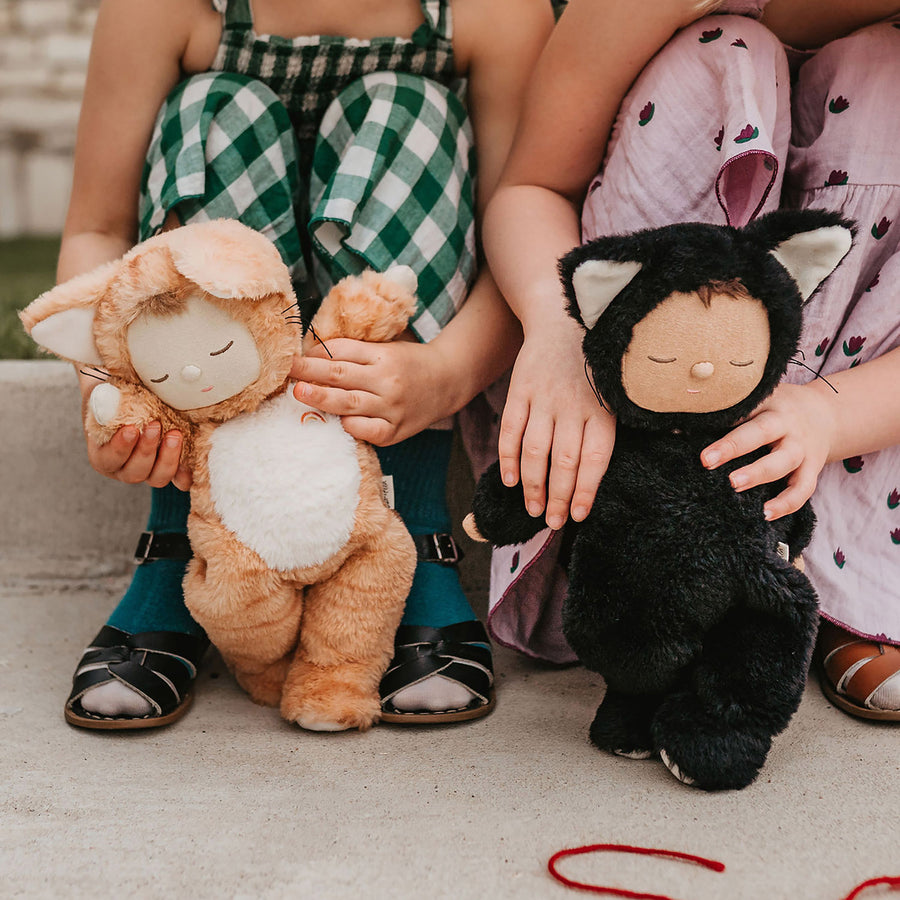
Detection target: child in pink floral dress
<box><xmin>482</xmin><ymin>0</ymin><xmax>900</xmax><ymax>720</ymax></box>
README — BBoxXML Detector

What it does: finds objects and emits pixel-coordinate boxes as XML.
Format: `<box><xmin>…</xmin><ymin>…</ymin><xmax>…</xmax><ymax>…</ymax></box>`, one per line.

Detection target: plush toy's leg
<box><xmin>651</xmin><ymin>567</ymin><xmax>819</xmax><ymax>791</ymax></box>
<box><xmin>280</xmin><ymin>518</ymin><xmax>411</xmax><ymax>731</ymax></box>
<box><xmin>184</xmin><ymin>554</ymin><xmax>302</xmax><ymax>709</ymax></box>
<box><xmin>589</xmin><ymin>689</ymin><xmax>662</xmax><ymax>760</ymax></box>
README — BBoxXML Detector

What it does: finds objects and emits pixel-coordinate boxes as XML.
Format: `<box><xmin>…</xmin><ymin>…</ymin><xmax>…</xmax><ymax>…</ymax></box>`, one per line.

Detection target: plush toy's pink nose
<box><xmin>181</xmin><ymin>364</ymin><xmax>202</xmax><ymax>383</ymax></box>
<box><xmin>691</xmin><ymin>361</ymin><xmax>715</xmax><ymax>379</ymax></box>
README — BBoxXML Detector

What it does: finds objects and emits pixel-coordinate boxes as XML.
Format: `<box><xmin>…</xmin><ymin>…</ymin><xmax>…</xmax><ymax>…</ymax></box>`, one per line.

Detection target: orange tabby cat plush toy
<box><xmin>21</xmin><ymin>219</ymin><xmax>417</xmax><ymax>731</ymax></box>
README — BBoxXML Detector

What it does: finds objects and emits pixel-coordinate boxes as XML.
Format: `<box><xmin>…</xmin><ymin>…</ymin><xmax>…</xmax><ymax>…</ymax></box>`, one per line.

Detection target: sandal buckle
<box><xmin>415</xmin><ymin>533</ymin><xmax>463</xmax><ymax>565</ymax></box>
<box><xmin>134</xmin><ymin>531</ymin><xmax>154</xmax><ymax>565</ymax></box>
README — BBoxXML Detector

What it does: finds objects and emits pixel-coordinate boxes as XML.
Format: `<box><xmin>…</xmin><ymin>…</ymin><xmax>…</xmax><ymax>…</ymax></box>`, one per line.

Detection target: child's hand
<box><xmin>499</xmin><ymin>325</ymin><xmax>615</xmax><ymax>530</ymax></box>
<box><xmin>79</xmin><ymin>372</ymin><xmax>190</xmax><ymax>489</ymax></box>
<box><xmin>85</xmin><ymin>423</ymin><xmax>191</xmax><ymax>490</ymax></box>
<box><xmin>291</xmin><ymin>336</ymin><xmax>460</xmax><ymax>446</ymax></box>
<box><xmin>701</xmin><ymin>382</ymin><xmax>836</xmax><ymax>521</ymax></box>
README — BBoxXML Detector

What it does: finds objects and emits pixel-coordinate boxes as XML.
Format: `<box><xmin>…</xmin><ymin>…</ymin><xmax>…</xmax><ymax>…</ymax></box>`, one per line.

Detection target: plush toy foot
<box><xmin>65</xmin><ymin>626</ymin><xmax>208</xmax><ymax>730</ymax></box>
<box><xmin>280</xmin><ymin>664</ymin><xmax>382</xmax><ymax>732</ymax></box>
<box><xmin>380</xmin><ymin>622</ymin><xmax>495</xmax><ymax>724</ymax></box>
<box><xmin>817</xmin><ymin>621</ymin><xmax>900</xmax><ymax>721</ymax></box>
<box><xmin>651</xmin><ymin>693</ymin><xmax>770</xmax><ymax>791</ymax></box>
<box><xmin>235</xmin><ymin>657</ymin><xmax>291</xmax><ymax>708</ymax></box>
<box><xmin>589</xmin><ymin>690</ymin><xmax>658</xmax><ymax>759</ymax></box>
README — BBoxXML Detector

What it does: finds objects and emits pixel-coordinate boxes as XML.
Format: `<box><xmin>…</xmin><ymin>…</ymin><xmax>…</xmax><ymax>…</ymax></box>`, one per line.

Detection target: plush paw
<box><xmin>589</xmin><ymin>691</ymin><xmax>657</xmax><ymax>759</ymax></box>
<box><xmin>281</xmin><ymin>690</ymin><xmax>382</xmax><ymax>732</ymax></box>
<box><xmin>280</xmin><ymin>662</ymin><xmax>382</xmax><ymax>732</ymax></box>
<box><xmin>652</xmin><ymin>694</ymin><xmax>771</xmax><ymax>791</ymax></box>
<box><xmin>88</xmin><ymin>382</ymin><xmax>122</xmax><ymax>425</ymax></box>
<box><xmin>462</xmin><ymin>513</ymin><xmax>487</xmax><ymax>543</ymax></box>
<box><xmin>235</xmin><ymin>658</ymin><xmax>290</xmax><ymax>708</ymax></box>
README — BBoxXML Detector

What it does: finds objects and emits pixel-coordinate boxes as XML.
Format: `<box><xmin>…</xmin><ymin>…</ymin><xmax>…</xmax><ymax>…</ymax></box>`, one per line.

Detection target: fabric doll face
<box><xmin>621</xmin><ymin>287</ymin><xmax>769</xmax><ymax>414</ymax></box>
<box><xmin>558</xmin><ymin>209</ymin><xmax>854</xmax><ymax>432</ymax></box>
<box><xmin>127</xmin><ymin>294</ymin><xmax>262</xmax><ymax>410</ymax></box>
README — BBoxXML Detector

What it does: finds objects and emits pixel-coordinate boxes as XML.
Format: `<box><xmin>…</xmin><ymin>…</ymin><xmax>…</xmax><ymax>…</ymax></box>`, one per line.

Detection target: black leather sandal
<box><xmin>380</xmin><ymin>532</ymin><xmax>494</xmax><ymax>724</ymax></box>
<box><xmin>379</xmin><ymin>620</ymin><xmax>495</xmax><ymax>724</ymax></box>
<box><xmin>64</xmin><ymin>531</ymin><xmax>207</xmax><ymax>731</ymax></box>
<box><xmin>65</xmin><ymin>625</ymin><xmax>208</xmax><ymax>730</ymax></box>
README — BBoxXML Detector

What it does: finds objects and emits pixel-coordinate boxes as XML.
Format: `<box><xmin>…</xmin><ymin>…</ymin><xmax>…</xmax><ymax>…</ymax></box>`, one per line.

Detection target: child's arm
<box><xmin>59</xmin><ymin>0</ymin><xmax>216</xmax><ymax>489</ymax></box>
<box><xmin>482</xmin><ymin>0</ymin><xmax>709</xmax><ymax>529</ymax></box>
<box><xmin>290</xmin><ymin>0</ymin><xmax>552</xmax><ymax>446</ymax></box>
<box><xmin>702</xmin><ymin>347</ymin><xmax>900</xmax><ymax>520</ymax></box>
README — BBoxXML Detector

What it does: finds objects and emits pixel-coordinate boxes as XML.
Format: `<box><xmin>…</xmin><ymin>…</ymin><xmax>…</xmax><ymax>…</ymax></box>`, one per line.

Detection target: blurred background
<box><xmin>0</xmin><ymin>0</ymin><xmax>98</xmax><ymax>358</ymax></box>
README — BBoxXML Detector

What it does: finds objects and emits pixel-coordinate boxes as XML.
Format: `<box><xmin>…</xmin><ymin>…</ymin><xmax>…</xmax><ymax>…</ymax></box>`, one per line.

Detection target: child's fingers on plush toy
<box><xmin>293</xmin><ymin>337</ymin><xmax>459</xmax><ymax>445</ymax></box>
<box><xmin>87</xmin><ymin>422</ymin><xmax>186</xmax><ymax>488</ymax></box>
<box><xmin>569</xmin><ymin>412</ymin><xmax>617</xmax><ymax>522</ymax></box>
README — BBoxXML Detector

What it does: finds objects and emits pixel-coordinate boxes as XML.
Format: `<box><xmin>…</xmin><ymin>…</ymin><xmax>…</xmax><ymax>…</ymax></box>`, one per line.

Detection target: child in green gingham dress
<box><xmin>58</xmin><ymin>0</ymin><xmax>553</xmax><ymax>729</ymax></box>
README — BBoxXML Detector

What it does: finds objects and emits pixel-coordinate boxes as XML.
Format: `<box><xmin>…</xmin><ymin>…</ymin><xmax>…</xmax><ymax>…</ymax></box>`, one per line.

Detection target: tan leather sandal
<box><xmin>817</xmin><ymin>621</ymin><xmax>900</xmax><ymax>722</ymax></box>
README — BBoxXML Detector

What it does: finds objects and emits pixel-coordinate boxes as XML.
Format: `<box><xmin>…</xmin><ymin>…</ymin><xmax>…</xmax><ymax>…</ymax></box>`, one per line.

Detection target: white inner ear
<box><xmin>29</xmin><ymin>307</ymin><xmax>103</xmax><ymax>366</ymax></box>
<box><xmin>571</xmin><ymin>259</ymin><xmax>643</xmax><ymax>329</ymax></box>
<box><xmin>770</xmin><ymin>225</ymin><xmax>852</xmax><ymax>300</ymax></box>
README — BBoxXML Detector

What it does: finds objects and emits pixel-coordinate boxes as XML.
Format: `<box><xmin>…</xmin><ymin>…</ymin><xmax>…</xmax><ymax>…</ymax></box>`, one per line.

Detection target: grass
<box><xmin>0</xmin><ymin>236</ymin><xmax>61</xmax><ymax>360</ymax></box>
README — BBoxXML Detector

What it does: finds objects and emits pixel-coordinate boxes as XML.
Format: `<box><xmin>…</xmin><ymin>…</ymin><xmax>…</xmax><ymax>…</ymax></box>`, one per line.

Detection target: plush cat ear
<box><xmin>29</xmin><ymin>307</ymin><xmax>103</xmax><ymax>366</ymax></box>
<box><xmin>571</xmin><ymin>259</ymin><xmax>643</xmax><ymax>329</ymax></box>
<box><xmin>19</xmin><ymin>259</ymin><xmax>119</xmax><ymax>365</ymax></box>
<box><xmin>164</xmin><ymin>219</ymin><xmax>292</xmax><ymax>300</ymax></box>
<box><xmin>770</xmin><ymin>225</ymin><xmax>853</xmax><ymax>300</ymax></box>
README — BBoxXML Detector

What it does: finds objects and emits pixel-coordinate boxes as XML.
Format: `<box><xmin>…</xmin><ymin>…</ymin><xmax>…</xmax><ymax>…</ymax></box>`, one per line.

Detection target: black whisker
<box><xmin>80</xmin><ymin>368</ymin><xmax>108</xmax><ymax>381</ymax></box>
<box><xmin>308</xmin><ymin>323</ymin><xmax>333</xmax><ymax>359</ymax></box>
<box><xmin>787</xmin><ymin>358</ymin><xmax>838</xmax><ymax>393</ymax></box>
<box><xmin>584</xmin><ymin>359</ymin><xmax>608</xmax><ymax>411</ymax></box>
<box><xmin>281</xmin><ymin>300</ymin><xmax>301</xmax><ymax>314</ymax></box>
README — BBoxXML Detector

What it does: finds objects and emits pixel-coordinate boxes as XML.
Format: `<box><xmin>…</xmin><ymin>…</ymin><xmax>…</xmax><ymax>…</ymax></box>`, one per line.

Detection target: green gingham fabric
<box><xmin>210</xmin><ymin>0</ymin><xmax>456</xmax><ymax>174</ymax></box>
<box><xmin>139</xmin><ymin>71</ymin><xmax>305</xmax><ymax>275</ymax></box>
<box><xmin>309</xmin><ymin>72</ymin><xmax>475</xmax><ymax>341</ymax></box>
<box><xmin>139</xmin><ymin>0</ymin><xmax>474</xmax><ymax>338</ymax></box>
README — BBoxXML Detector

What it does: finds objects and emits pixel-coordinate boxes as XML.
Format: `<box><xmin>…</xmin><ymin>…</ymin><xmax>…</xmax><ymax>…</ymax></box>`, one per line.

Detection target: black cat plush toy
<box><xmin>466</xmin><ymin>209</ymin><xmax>854</xmax><ymax>791</ymax></box>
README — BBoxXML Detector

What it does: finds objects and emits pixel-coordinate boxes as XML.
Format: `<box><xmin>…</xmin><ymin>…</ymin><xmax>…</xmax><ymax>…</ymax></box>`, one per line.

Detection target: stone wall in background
<box><xmin>0</xmin><ymin>0</ymin><xmax>98</xmax><ymax>236</ymax></box>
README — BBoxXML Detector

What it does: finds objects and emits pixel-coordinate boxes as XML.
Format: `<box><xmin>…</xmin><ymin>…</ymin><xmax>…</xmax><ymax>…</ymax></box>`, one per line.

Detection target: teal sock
<box><xmin>107</xmin><ymin>484</ymin><xmax>203</xmax><ymax>637</ymax></box>
<box><xmin>376</xmin><ymin>430</ymin><xmax>477</xmax><ymax>629</ymax></box>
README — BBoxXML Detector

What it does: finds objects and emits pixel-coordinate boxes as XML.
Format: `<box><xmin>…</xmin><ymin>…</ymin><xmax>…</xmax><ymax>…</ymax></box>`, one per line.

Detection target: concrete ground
<box><xmin>2</xmin><ymin>361</ymin><xmax>899</xmax><ymax>900</ymax></box>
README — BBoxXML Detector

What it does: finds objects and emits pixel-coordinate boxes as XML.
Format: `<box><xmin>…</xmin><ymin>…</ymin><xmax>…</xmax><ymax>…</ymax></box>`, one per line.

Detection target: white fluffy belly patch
<box><xmin>207</xmin><ymin>388</ymin><xmax>361</xmax><ymax>571</ymax></box>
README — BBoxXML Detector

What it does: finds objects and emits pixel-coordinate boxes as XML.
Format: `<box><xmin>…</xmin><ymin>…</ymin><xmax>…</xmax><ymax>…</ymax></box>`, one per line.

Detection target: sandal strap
<box><xmin>844</xmin><ymin>645</ymin><xmax>900</xmax><ymax>709</ymax></box>
<box><xmin>381</xmin><ymin>621</ymin><xmax>493</xmax><ymax>704</ymax></box>
<box><xmin>823</xmin><ymin>639</ymin><xmax>880</xmax><ymax>689</ymax></box>
<box><xmin>413</xmin><ymin>533</ymin><xmax>464</xmax><ymax>565</ymax></box>
<box><xmin>68</xmin><ymin>626</ymin><xmax>207</xmax><ymax>717</ymax></box>
<box><xmin>134</xmin><ymin>531</ymin><xmax>193</xmax><ymax>564</ymax></box>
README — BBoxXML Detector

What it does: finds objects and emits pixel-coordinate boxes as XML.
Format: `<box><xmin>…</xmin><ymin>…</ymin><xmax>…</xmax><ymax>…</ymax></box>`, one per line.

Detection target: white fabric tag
<box><xmin>776</xmin><ymin>542</ymin><xmax>790</xmax><ymax>562</ymax></box>
<box><xmin>381</xmin><ymin>474</ymin><xmax>395</xmax><ymax>509</ymax></box>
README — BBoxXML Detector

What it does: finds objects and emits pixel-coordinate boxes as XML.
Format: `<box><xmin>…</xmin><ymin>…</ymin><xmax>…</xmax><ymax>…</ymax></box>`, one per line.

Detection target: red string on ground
<box><xmin>547</xmin><ymin>843</ymin><xmax>725</xmax><ymax>900</ymax></box>
<box><xmin>547</xmin><ymin>844</ymin><xmax>900</xmax><ymax>900</ymax></box>
<box><xmin>842</xmin><ymin>876</ymin><xmax>900</xmax><ymax>900</ymax></box>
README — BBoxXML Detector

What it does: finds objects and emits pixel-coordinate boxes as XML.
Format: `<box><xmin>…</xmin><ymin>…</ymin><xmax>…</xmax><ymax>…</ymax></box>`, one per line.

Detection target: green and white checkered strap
<box><xmin>309</xmin><ymin>71</ymin><xmax>476</xmax><ymax>342</ymax></box>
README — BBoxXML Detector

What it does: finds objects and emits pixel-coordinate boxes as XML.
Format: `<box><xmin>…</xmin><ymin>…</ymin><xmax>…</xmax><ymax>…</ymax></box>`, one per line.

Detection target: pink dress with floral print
<box><xmin>484</xmin><ymin>4</ymin><xmax>900</xmax><ymax>661</ymax></box>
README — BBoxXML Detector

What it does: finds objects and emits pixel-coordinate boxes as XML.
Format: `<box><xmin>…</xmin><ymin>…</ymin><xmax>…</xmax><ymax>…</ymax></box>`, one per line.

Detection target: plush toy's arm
<box><xmin>85</xmin><ymin>380</ymin><xmax>186</xmax><ymax>452</ymax></box>
<box><xmin>464</xmin><ymin>460</ymin><xmax>550</xmax><ymax>547</ymax></box>
<box><xmin>305</xmin><ymin>267</ymin><xmax>418</xmax><ymax>348</ymax></box>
